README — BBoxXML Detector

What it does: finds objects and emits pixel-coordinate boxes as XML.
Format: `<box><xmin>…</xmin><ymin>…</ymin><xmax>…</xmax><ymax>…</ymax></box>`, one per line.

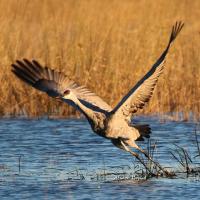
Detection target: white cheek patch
<box><xmin>63</xmin><ymin>89</ymin><xmax>71</xmax><ymax>95</ymax></box>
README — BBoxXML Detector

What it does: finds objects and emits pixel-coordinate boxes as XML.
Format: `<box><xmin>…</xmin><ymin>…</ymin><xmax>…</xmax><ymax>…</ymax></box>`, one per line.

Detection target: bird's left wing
<box><xmin>11</xmin><ymin>59</ymin><xmax>112</xmax><ymax>113</ymax></box>
<box><xmin>111</xmin><ymin>21</ymin><xmax>184</xmax><ymax>121</ymax></box>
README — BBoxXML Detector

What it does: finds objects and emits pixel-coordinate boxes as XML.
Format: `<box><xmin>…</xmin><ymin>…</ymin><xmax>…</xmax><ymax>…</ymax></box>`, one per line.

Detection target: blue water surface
<box><xmin>0</xmin><ymin>116</ymin><xmax>199</xmax><ymax>199</ymax></box>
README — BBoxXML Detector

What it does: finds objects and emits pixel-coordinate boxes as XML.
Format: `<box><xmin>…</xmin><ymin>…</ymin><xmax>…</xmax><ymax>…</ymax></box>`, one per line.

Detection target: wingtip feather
<box><xmin>169</xmin><ymin>21</ymin><xmax>184</xmax><ymax>43</ymax></box>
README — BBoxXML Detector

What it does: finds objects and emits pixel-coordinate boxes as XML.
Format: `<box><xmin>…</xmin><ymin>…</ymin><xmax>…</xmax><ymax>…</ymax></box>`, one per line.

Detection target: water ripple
<box><xmin>0</xmin><ymin>117</ymin><xmax>199</xmax><ymax>199</ymax></box>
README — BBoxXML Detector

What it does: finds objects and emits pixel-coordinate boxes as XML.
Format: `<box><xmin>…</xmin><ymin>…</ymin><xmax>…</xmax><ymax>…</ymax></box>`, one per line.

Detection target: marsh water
<box><xmin>0</xmin><ymin>116</ymin><xmax>200</xmax><ymax>199</ymax></box>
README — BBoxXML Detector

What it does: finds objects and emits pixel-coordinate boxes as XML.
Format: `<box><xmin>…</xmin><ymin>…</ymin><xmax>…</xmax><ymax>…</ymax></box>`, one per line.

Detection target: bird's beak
<box><xmin>55</xmin><ymin>95</ymin><xmax>62</xmax><ymax>102</ymax></box>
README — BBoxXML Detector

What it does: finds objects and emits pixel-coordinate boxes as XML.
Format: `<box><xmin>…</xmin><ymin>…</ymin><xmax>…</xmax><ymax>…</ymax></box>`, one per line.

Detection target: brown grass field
<box><xmin>0</xmin><ymin>0</ymin><xmax>199</xmax><ymax>120</ymax></box>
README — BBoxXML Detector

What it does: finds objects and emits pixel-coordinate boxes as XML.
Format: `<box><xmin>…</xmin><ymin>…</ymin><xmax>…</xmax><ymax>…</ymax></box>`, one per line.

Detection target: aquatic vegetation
<box><xmin>170</xmin><ymin>124</ymin><xmax>200</xmax><ymax>176</ymax></box>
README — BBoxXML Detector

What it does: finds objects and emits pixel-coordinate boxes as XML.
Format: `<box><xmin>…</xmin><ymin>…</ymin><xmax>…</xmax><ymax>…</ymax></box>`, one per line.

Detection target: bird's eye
<box><xmin>64</xmin><ymin>90</ymin><xmax>70</xmax><ymax>95</ymax></box>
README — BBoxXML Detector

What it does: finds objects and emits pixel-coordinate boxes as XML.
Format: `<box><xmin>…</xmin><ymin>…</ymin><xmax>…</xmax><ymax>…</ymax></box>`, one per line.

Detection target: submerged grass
<box><xmin>170</xmin><ymin>124</ymin><xmax>200</xmax><ymax>177</ymax></box>
<box><xmin>0</xmin><ymin>0</ymin><xmax>200</xmax><ymax>119</ymax></box>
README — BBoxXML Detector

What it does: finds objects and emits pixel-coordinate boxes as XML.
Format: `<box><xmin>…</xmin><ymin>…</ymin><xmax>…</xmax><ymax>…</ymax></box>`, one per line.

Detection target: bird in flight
<box><xmin>12</xmin><ymin>21</ymin><xmax>184</xmax><ymax>174</ymax></box>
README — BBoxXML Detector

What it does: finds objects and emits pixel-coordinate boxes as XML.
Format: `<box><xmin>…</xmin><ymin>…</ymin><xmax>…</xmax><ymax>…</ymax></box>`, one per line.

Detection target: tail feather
<box><xmin>133</xmin><ymin>124</ymin><xmax>151</xmax><ymax>141</ymax></box>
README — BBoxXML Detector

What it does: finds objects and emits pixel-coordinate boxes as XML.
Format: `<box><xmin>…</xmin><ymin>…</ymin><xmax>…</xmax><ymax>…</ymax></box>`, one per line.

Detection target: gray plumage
<box><xmin>11</xmin><ymin>21</ymin><xmax>184</xmax><ymax>155</ymax></box>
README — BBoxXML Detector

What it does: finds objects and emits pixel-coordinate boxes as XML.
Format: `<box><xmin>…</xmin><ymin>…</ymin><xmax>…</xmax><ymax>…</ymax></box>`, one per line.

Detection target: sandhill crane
<box><xmin>11</xmin><ymin>22</ymin><xmax>184</xmax><ymax>175</ymax></box>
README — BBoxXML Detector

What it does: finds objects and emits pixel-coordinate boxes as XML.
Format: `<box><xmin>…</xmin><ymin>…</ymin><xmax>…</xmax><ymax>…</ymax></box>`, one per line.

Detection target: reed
<box><xmin>170</xmin><ymin>124</ymin><xmax>200</xmax><ymax>176</ymax></box>
<box><xmin>0</xmin><ymin>0</ymin><xmax>199</xmax><ymax>119</ymax></box>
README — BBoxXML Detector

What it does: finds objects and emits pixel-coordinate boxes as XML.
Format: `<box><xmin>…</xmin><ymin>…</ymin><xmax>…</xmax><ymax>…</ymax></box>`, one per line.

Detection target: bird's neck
<box><xmin>73</xmin><ymin>97</ymin><xmax>95</xmax><ymax>120</ymax></box>
<box><xmin>73</xmin><ymin>96</ymin><xmax>106</xmax><ymax>134</ymax></box>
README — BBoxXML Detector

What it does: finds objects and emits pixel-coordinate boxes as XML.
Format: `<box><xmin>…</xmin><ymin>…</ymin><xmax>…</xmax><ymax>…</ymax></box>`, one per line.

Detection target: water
<box><xmin>0</xmin><ymin>117</ymin><xmax>199</xmax><ymax>199</ymax></box>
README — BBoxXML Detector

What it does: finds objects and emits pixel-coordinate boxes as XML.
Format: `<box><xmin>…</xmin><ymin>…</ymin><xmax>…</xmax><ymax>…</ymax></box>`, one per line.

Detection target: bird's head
<box><xmin>61</xmin><ymin>89</ymin><xmax>77</xmax><ymax>101</ymax></box>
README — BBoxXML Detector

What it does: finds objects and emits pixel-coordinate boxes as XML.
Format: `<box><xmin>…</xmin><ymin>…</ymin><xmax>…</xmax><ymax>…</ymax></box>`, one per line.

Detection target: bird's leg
<box><xmin>136</xmin><ymin>146</ymin><xmax>174</xmax><ymax>177</ymax></box>
<box><xmin>120</xmin><ymin>140</ymin><xmax>155</xmax><ymax>176</ymax></box>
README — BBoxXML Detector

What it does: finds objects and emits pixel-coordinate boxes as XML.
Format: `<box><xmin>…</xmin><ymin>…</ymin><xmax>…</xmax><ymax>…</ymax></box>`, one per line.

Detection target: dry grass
<box><xmin>0</xmin><ymin>0</ymin><xmax>199</xmax><ymax>119</ymax></box>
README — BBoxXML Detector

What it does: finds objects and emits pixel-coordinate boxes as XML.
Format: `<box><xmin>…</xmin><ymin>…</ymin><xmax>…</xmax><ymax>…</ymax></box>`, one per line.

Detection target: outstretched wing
<box><xmin>11</xmin><ymin>59</ymin><xmax>112</xmax><ymax>113</ymax></box>
<box><xmin>111</xmin><ymin>21</ymin><xmax>184</xmax><ymax>121</ymax></box>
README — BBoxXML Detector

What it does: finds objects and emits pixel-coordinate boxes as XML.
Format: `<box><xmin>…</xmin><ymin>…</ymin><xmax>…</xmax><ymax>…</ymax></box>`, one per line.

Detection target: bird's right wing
<box><xmin>111</xmin><ymin>21</ymin><xmax>184</xmax><ymax>122</ymax></box>
<box><xmin>11</xmin><ymin>59</ymin><xmax>112</xmax><ymax>113</ymax></box>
